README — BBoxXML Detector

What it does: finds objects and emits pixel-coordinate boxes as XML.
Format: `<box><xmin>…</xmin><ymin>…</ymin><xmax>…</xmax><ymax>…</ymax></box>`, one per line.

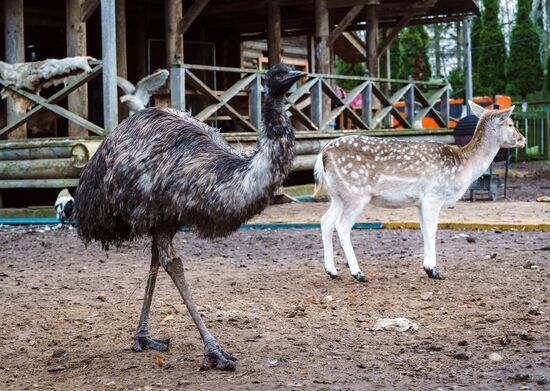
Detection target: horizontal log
<box><xmin>0</xmin><ymin>137</ymin><xmax>98</xmax><ymax>150</ymax></box>
<box><xmin>71</xmin><ymin>141</ymin><xmax>102</xmax><ymax>168</ymax></box>
<box><xmin>0</xmin><ymin>146</ymin><xmax>72</xmax><ymax>161</ymax></box>
<box><xmin>0</xmin><ymin>158</ymin><xmax>81</xmax><ymax>179</ymax></box>
<box><xmin>0</xmin><ymin>178</ymin><xmax>80</xmax><ymax>189</ymax></box>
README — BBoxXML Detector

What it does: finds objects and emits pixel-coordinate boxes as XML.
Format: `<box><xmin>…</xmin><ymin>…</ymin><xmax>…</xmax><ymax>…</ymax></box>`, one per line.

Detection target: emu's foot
<box><xmin>131</xmin><ymin>335</ymin><xmax>170</xmax><ymax>352</ymax></box>
<box><xmin>424</xmin><ymin>267</ymin><xmax>445</xmax><ymax>280</ymax></box>
<box><xmin>200</xmin><ymin>341</ymin><xmax>237</xmax><ymax>371</ymax></box>
<box><xmin>352</xmin><ymin>271</ymin><xmax>368</xmax><ymax>283</ymax></box>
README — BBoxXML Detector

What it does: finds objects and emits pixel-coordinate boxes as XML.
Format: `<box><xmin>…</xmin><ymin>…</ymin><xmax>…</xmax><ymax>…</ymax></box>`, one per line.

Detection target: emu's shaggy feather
<box><xmin>74</xmin><ymin>106</ymin><xmax>295</xmax><ymax>248</ymax></box>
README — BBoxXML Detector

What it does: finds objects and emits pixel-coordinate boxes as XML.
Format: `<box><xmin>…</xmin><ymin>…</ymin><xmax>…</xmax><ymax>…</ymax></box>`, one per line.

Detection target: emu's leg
<box><xmin>335</xmin><ymin>200</ymin><xmax>368</xmax><ymax>282</ymax></box>
<box><xmin>131</xmin><ymin>238</ymin><xmax>169</xmax><ymax>352</ymax></box>
<box><xmin>156</xmin><ymin>231</ymin><xmax>237</xmax><ymax>371</ymax></box>
<box><xmin>419</xmin><ymin>200</ymin><xmax>445</xmax><ymax>280</ymax></box>
<box><xmin>321</xmin><ymin>199</ymin><xmax>341</xmax><ymax>278</ymax></box>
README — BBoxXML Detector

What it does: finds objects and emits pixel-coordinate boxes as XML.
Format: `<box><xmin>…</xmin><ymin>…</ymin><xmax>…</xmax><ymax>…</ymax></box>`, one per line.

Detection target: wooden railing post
<box><xmin>440</xmin><ymin>85</ymin><xmax>449</xmax><ymax>127</ymax></box>
<box><xmin>248</xmin><ymin>74</ymin><xmax>261</xmax><ymax>132</ymax></box>
<box><xmin>361</xmin><ymin>81</ymin><xmax>372</xmax><ymax>129</ymax></box>
<box><xmin>171</xmin><ymin>63</ymin><xmax>185</xmax><ymax>111</ymax></box>
<box><xmin>405</xmin><ymin>82</ymin><xmax>414</xmax><ymax>128</ymax></box>
<box><xmin>311</xmin><ymin>77</ymin><xmax>324</xmax><ymax>130</ymax></box>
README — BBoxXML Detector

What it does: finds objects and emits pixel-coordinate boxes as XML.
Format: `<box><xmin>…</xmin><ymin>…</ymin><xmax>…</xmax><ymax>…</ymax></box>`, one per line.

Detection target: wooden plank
<box><xmin>81</xmin><ymin>0</ymin><xmax>99</xmax><ymax>22</ymax></box>
<box><xmin>413</xmin><ymin>85</ymin><xmax>447</xmax><ymax>128</ymax></box>
<box><xmin>101</xmin><ymin>0</ymin><xmax>118</xmax><ymax>133</ymax></box>
<box><xmin>66</xmin><ymin>0</ymin><xmax>89</xmax><ymax>137</ymax></box>
<box><xmin>405</xmin><ymin>83</ymin><xmax>414</xmax><ymax>125</ymax></box>
<box><xmin>315</xmin><ymin>0</ymin><xmax>330</xmax><ymax>74</ymax></box>
<box><xmin>366</xmin><ymin>4</ymin><xmax>378</xmax><ymax>77</ymax></box>
<box><xmin>327</xmin><ymin>4</ymin><xmax>364</xmax><ymax>47</ymax></box>
<box><xmin>267</xmin><ymin>0</ymin><xmax>282</xmax><ymax>66</ymax></box>
<box><xmin>5</xmin><ymin>0</ymin><xmax>27</xmax><ymax>140</ymax></box>
<box><xmin>0</xmin><ymin>63</ymin><xmax>102</xmax><ymax>138</ymax></box>
<box><xmin>171</xmin><ymin>63</ymin><xmax>185</xmax><ymax>110</ymax></box>
<box><xmin>0</xmin><ymin>179</ymin><xmax>80</xmax><ymax>189</ymax></box>
<box><xmin>463</xmin><ymin>17</ymin><xmax>473</xmax><ymax>111</ymax></box>
<box><xmin>248</xmin><ymin>75</ymin><xmax>261</xmax><ymax>130</ymax></box>
<box><xmin>361</xmin><ymin>81</ymin><xmax>372</xmax><ymax>128</ymax></box>
<box><xmin>116</xmin><ymin>0</ymin><xmax>128</xmax><ymax>119</ymax></box>
<box><xmin>376</xmin><ymin>15</ymin><xmax>411</xmax><ymax>58</ymax></box>
<box><xmin>166</xmin><ymin>0</ymin><xmax>184</xmax><ymax>67</ymax></box>
<box><xmin>310</xmin><ymin>78</ymin><xmax>323</xmax><ymax>129</ymax></box>
<box><xmin>371</xmin><ymin>83</ymin><xmax>411</xmax><ymax>128</ymax></box>
<box><xmin>177</xmin><ymin>0</ymin><xmax>210</xmax><ymax>35</ymax></box>
<box><xmin>321</xmin><ymin>80</ymin><xmax>369</xmax><ymax>129</ymax></box>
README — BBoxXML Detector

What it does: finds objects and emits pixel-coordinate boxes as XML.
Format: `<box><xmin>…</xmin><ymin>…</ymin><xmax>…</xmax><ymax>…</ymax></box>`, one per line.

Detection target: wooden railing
<box><xmin>171</xmin><ymin>63</ymin><xmax>450</xmax><ymax>132</ymax></box>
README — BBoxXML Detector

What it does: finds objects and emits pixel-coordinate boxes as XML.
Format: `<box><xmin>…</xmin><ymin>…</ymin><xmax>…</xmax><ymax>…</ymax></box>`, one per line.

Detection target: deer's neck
<box><xmin>459</xmin><ymin>122</ymin><xmax>500</xmax><ymax>181</ymax></box>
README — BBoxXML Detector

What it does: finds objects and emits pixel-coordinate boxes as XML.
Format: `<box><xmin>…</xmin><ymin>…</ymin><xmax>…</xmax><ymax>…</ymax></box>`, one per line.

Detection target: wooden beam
<box><xmin>463</xmin><ymin>17</ymin><xmax>473</xmax><ymax>109</ymax></box>
<box><xmin>116</xmin><ymin>0</ymin><xmax>128</xmax><ymax>119</ymax></box>
<box><xmin>66</xmin><ymin>0</ymin><xmax>89</xmax><ymax>137</ymax></box>
<box><xmin>4</xmin><ymin>0</ymin><xmax>26</xmax><ymax>140</ymax></box>
<box><xmin>177</xmin><ymin>0</ymin><xmax>210</xmax><ymax>35</ymax></box>
<box><xmin>80</xmin><ymin>0</ymin><xmax>99</xmax><ymax>22</ymax></box>
<box><xmin>315</xmin><ymin>0</ymin><xmax>330</xmax><ymax>74</ymax></box>
<box><xmin>267</xmin><ymin>0</ymin><xmax>282</xmax><ymax>67</ymax></box>
<box><xmin>166</xmin><ymin>0</ymin><xmax>184</xmax><ymax>67</ymax></box>
<box><xmin>365</xmin><ymin>4</ymin><xmax>378</xmax><ymax>77</ymax></box>
<box><xmin>101</xmin><ymin>0</ymin><xmax>118</xmax><ymax>133</ymax></box>
<box><xmin>376</xmin><ymin>14</ymin><xmax>411</xmax><ymax>59</ymax></box>
<box><xmin>327</xmin><ymin>4</ymin><xmax>364</xmax><ymax>47</ymax></box>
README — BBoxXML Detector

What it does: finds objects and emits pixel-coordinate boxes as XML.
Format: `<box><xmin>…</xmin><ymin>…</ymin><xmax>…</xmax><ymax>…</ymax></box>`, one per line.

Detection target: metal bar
<box><xmin>171</xmin><ymin>62</ymin><xmax>185</xmax><ymax>110</ymax></box>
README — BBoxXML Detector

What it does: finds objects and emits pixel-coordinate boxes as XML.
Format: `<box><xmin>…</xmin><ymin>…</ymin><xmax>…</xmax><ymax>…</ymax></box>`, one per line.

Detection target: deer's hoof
<box><xmin>352</xmin><ymin>271</ymin><xmax>368</xmax><ymax>282</ymax></box>
<box><xmin>326</xmin><ymin>270</ymin><xmax>339</xmax><ymax>279</ymax></box>
<box><xmin>424</xmin><ymin>267</ymin><xmax>445</xmax><ymax>280</ymax></box>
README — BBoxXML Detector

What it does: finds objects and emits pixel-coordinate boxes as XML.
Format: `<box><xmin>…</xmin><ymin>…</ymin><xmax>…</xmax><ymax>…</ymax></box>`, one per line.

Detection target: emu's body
<box><xmin>315</xmin><ymin>102</ymin><xmax>525</xmax><ymax>281</ymax></box>
<box><xmin>74</xmin><ymin>65</ymin><xmax>306</xmax><ymax>370</ymax></box>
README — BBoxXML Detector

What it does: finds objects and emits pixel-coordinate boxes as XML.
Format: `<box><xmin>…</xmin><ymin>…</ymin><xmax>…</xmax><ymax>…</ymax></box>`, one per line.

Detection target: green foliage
<box><xmin>507</xmin><ymin>0</ymin><xmax>543</xmax><ymax>98</ymax></box>
<box><xmin>334</xmin><ymin>56</ymin><xmax>365</xmax><ymax>91</ymax></box>
<box><xmin>546</xmin><ymin>55</ymin><xmax>550</xmax><ymax>90</ymax></box>
<box><xmin>477</xmin><ymin>0</ymin><xmax>507</xmax><ymax>95</ymax></box>
<box><xmin>471</xmin><ymin>15</ymin><xmax>484</xmax><ymax>94</ymax></box>
<box><xmin>448</xmin><ymin>68</ymin><xmax>465</xmax><ymax>99</ymax></box>
<box><xmin>397</xmin><ymin>26</ymin><xmax>431</xmax><ymax>81</ymax></box>
<box><xmin>390</xmin><ymin>35</ymin><xmax>401</xmax><ymax>79</ymax></box>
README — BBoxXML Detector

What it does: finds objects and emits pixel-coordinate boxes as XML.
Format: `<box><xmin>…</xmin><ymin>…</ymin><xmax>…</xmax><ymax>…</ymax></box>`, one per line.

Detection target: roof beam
<box><xmin>80</xmin><ymin>0</ymin><xmax>99</xmax><ymax>22</ymax></box>
<box><xmin>376</xmin><ymin>14</ymin><xmax>411</xmax><ymax>58</ymax></box>
<box><xmin>327</xmin><ymin>4</ymin><xmax>364</xmax><ymax>47</ymax></box>
<box><xmin>177</xmin><ymin>0</ymin><xmax>211</xmax><ymax>35</ymax></box>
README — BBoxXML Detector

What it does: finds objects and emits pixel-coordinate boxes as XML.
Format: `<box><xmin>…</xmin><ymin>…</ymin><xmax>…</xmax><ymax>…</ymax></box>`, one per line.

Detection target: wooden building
<box><xmin>0</xmin><ymin>0</ymin><xmax>478</xmax><ymax>207</ymax></box>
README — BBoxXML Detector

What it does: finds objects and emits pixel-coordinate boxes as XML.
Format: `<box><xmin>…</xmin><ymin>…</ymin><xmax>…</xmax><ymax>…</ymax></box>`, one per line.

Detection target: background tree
<box><xmin>507</xmin><ymin>0</ymin><xmax>543</xmax><ymax>101</ymax></box>
<box><xmin>397</xmin><ymin>26</ymin><xmax>432</xmax><ymax>80</ymax></box>
<box><xmin>334</xmin><ymin>56</ymin><xmax>365</xmax><ymax>91</ymax></box>
<box><xmin>477</xmin><ymin>0</ymin><xmax>507</xmax><ymax>95</ymax></box>
<box><xmin>471</xmin><ymin>15</ymin><xmax>483</xmax><ymax>94</ymax></box>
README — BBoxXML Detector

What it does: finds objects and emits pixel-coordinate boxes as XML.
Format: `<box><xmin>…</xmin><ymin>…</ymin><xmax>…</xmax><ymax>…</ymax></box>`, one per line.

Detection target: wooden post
<box><xmin>170</xmin><ymin>62</ymin><xmax>185</xmax><ymax>111</ymax></box>
<box><xmin>463</xmin><ymin>17</ymin><xmax>473</xmax><ymax>113</ymax></box>
<box><xmin>248</xmin><ymin>74</ymin><xmax>261</xmax><ymax>131</ymax></box>
<box><xmin>267</xmin><ymin>0</ymin><xmax>282</xmax><ymax>67</ymax></box>
<box><xmin>361</xmin><ymin>81</ymin><xmax>372</xmax><ymax>128</ymax></box>
<box><xmin>66</xmin><ymin>0</ymin><xmax>89</xmax><ymax>137</ymax></box>
<box><xmin>366</xmin><ymin>5</ymin><xmax>378</xmax><ymax>78</ymax></box>
<box><xmin>101</xmin><ymin>0</ymin><xmax>118</xmax><ymax>133</ymax></box>
<box><xmin>165</xmin><ymin>0</ymin><xmax>184</xmax><ymax>69</ymax></box>
<box><xmin>5</xmin><ymin>0</ymin><xmax>27</xmax><ymax>140</ymax></box>
<box><xmin>405</xmin><ymin>81</ymin><xmax>414</xmax><ymax>127</ymax></box>
<box><xmin>441</xmin><ymin>86</ymin><xmax>449</xmax><ymax>127</ymax></box>
<box><xmin>314</xmin><ymin>0</ymin><xmax>330</xmax><ymax>74</ymax></box>
<box><xmin>116</xmin><ymin>0</ymin><xmax>128</xmax><ymax>119</ymax></box>
<box><xmin>131</xmin><ymin>2</ymin><xmax>147</xmax><ymax>81</ymax></box>
<box><xmin>311</xmin><ymin>78</ymin><xmax>323</xmax><ymax>129</ymax></box>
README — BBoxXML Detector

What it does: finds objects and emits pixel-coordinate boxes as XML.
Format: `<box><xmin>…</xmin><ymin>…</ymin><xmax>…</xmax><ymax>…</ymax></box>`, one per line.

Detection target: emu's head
<box><xmin>469</xmin><ymin>100</ymin><xmax>526</xmax><ymax>148</ymax></box>
<box><xmin>264</xmin><ymin>64</ymin><xmax>307</xmax><ymax>97</ymax></box>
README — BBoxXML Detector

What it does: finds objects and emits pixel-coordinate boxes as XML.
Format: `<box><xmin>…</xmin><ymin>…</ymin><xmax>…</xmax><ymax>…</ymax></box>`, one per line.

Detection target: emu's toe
<box><xmin>424</xmin><ymin>267</ymin><xmax>445</xmax><ymax>280</ymax></box>
<box><xmin>200</xmin><ymin>341</ymin><xmax>237</xmax><ymax>371</ymax></box>
<box><xmin>352</xmin><ymin>271</ymin><xmax>368</xmax><ymax>282</ymax></box>
<box><xmin>131</xmin><ymin>336</ymin><xmax>170</xmax><ymax>352</ymax></box>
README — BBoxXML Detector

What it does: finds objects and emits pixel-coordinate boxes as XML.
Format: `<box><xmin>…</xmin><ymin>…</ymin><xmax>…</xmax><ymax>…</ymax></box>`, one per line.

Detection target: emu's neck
<box><xmin>459</xmin><ymin>117</ymin><xmax>500</xmax><ymax>181</ymax></box>
<box><xmin>240</xmin><ymin>92</ymin><xmax>295</xmax><ymax>202</ymax></box>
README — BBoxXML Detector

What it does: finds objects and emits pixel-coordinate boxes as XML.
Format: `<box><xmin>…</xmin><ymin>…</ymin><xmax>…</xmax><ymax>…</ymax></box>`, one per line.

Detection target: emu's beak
<box><xmin>283</xmin><ymin>70</ymin><xmax>307</xmax><ymax>84</ymax></box>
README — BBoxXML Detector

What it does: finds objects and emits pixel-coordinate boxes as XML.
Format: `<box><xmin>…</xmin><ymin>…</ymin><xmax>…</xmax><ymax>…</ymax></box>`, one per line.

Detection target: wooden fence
<box><xmin>514</xmin><ymin>111</ymin><xmax>550</xmax><ymax>160</ymax></box>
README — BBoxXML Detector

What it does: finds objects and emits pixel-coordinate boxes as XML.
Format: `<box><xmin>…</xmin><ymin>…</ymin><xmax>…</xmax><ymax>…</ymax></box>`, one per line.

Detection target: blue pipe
<box><xmin>0</xmin><ymin>218</ymin><xmax>384</xmax><ymax>230</ymax></box>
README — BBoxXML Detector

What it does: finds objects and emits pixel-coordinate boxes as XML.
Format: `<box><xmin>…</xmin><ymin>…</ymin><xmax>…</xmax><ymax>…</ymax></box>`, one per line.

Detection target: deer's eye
<box><xmin>509</xmin><ymin>124</ymin><xmax>512</xmax><ymax>127</ymax></box>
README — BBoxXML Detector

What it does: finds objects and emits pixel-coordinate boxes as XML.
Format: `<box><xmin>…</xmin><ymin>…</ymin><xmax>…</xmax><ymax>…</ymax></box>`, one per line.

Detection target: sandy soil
<box><xmin>0</xmin><ymin>226</ymin><xmax>549</xmax><ymax>390</ymax></box>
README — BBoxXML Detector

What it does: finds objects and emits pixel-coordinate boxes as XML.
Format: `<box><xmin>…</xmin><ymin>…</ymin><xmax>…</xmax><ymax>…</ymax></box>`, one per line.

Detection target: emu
<box><xmin>315</xmin><ymin>101</ymin><xmax>525</xmax><ymax>282</ymax></box>
<box><xmin>74</xmin><ymin>64</ymin><xmax>306</xmax><ymax>370</ymax></box>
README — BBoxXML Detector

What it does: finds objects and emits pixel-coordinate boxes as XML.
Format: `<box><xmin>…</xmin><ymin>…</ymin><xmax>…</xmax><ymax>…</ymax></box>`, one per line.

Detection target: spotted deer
<box><xmin>314</xmin><ymin>101</ymin><xmax>525</xmax><ymax>282</ymax></box>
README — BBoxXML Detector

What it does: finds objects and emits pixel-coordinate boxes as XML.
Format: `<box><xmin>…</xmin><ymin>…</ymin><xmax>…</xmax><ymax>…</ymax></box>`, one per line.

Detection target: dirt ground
<box><xmin>0</xmin><ymin>225</ymin><xmax>549</xmax><ymax>390</ymax></box>
<box><xmin>495</xmin><ymin>161</ymin><xmax>550</xmax><ymax>202</ymax></box>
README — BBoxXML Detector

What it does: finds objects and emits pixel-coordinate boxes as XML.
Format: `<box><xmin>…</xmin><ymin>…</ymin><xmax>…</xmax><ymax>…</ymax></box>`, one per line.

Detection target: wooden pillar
<box><xmin>116</xmin><ymin>0</ymin><xmax>128</xmax><ymax>119</ymax></box>
<box><xmin>66</xmin><ymin>0</ymin><xmax>89</xmax><ymax>137</ymax></box>
<box><xmin>5</xmin><ymin>0</ymin><xmax>27</xmax><ymax>139</ymax></box>
<box><xmin>131</xmin><ymin>2</ymin><xmax>147</xmax><ymax>81</ymax></box>
<box><xmin>366</xmin><ymin>5</ymin><xmax>378</xmax><ymax>77</ymax></box>
<box><xmin>267</xmin><ymin>0</ymin><xmax>281</xmax><ymax>67</ymax></box>
<box><xmin>314</xmin><ymin>0</ymin><xmax>330</xmax><ymax>74</ymax></box>
<box><xmin>463</xmin><ymin>17</ymin><xmax>473</xmax><ymax>112</ymax></box>
<box><xmin>101</xmin><ymin>0</ymin><xmax>118</xmax><ymax>133</ymax></box>
<box><xmin>165</xmin><ymin>0</ymin><xmax>184</xmax><ymax>68</ymax></box>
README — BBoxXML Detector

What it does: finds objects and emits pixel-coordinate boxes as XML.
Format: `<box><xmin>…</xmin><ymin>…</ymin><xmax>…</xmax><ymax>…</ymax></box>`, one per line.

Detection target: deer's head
<box><xmin>469</xmin><ymin>101</ymin><xmax>526</xmax><ymax>149</ymax></box>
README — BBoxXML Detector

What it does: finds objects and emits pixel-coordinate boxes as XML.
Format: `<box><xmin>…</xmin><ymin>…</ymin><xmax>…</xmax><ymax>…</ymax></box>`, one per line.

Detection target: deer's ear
<box><xmin>468</xmin><ymin>100</ymin><xmax>486</xmax><ymax>118</ymax></box>
<box><xmin>495</xmin><ymin>105</ymin><xmax>515</xmax><ymax>123</ymax></box>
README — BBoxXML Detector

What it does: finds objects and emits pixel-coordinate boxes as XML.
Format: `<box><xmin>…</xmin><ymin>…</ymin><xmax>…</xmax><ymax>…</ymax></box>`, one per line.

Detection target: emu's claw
<box><xmin>131</xmin><ymin>335</ymin><xmax>170</xmax><ymax>352</ymax></box>
<box><xmin>200</xmin><ymin>341</ymin><xmax>237</xmax><ymax>371</ymax></box>
<box><xmin>424</xmin><ymin>267</ymin><xmax>445</xmax><ymax>280</ymax></box>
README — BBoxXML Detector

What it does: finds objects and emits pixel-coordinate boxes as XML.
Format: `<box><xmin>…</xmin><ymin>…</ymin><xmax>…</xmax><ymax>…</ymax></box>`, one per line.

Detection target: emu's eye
<box><xmin>274</xmin><ymin>73</ymin><xmax>282</xmax><ymax>79</ymax></box>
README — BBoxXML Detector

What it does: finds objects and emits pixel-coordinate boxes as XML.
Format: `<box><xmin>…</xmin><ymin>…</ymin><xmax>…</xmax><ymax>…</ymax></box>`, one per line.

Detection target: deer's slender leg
<box><xmin>155</xmin><ymin>230</ymin><xmax>236</xmax><ymax>371</ymax></box>
<box><xmin>419</xmin><ymin>200</ymin><xmax>445</xmax><ymax>279</ymax></box>
<box><xmin>335</xmin><ymin>199</ymin><xmax>368</xmax><ymax>282</ymax></box>
<box><xmin>321</xmin><ymin>198</ymin><xmax>342</xmax><ymax>278</ymax></box>
<box><xmin>131</xmin><ymin>238</ymin><xmax>169</xmax><ymax>352</ymax></box>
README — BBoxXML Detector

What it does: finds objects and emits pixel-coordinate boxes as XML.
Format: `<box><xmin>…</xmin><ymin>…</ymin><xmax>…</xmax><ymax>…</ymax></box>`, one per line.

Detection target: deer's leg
<box><xmin>419</xmin><ymin>201</ymin><xmax>445</xmax><ymax>280</ymax></box>
<box><xmin>131</xmin><ymin>238</ymin><xmax>169</xmax><ymax>352</ymax></box>
<box><xmin>335</xmin><ymin>199</ymin><xmax>368</xmax><ymax>282</ymax></box>
<box><xmin>155</xmin><ymin>230</ymin><xmax>236</xmax><ymax>371</ymax></box>
<box><xmin>321</xmin><ymin>199</ymin><xmax>342</xmax><ymax>278</ymax></box>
